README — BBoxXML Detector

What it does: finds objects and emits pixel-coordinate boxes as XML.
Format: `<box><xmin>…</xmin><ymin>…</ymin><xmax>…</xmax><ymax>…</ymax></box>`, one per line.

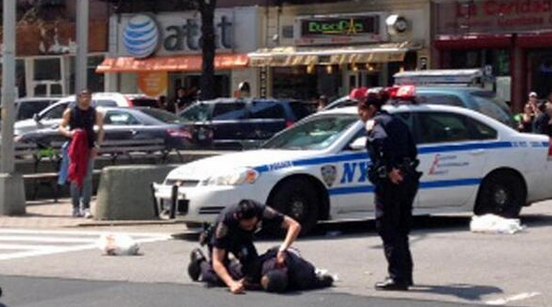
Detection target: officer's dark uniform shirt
<box><xmin>366</xmin><ymin>110</ymin><xmax>417</xmax><ymax>173</ymax></box>
<box><xmin>69</xmin><ymin>106</ymin><xmax>97</xmax><ymax>148</ymax></box>
<box><xmin>210</xmin><ymin>201</ymin><xmax>285</xmax><ymax>251</ymax></box>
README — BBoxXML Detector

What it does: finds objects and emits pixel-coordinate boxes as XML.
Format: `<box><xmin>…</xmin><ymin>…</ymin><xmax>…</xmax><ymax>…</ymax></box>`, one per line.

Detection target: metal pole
<box><xmin>1</xmin><ymin>0</ymin><xmax>16</xmax><ymax>173</ymax></box>
<box><xmin>76</xmin><ymin>0</ymin><xmax>90</xmax><ymax>94</ymax></box>
<box><xmin>0</xmin><ymin>0</ymin><xmax>25</xmax><ymax>216</ymax></box>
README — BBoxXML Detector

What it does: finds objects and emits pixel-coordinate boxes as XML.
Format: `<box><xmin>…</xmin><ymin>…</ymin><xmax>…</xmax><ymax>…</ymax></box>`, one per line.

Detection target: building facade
<box><xmin>433</xmin><ymin>0</ymin><xmax>552</xmax><ymax>112</ymax></box>
<box><xmin>98</xmin><ymin>6</ymin><xmax>262</xmax><ymax>100</ymax></box>
<box><xmin>2</xmin><ymin>0</ymin><xmax>110</xmax><ymax>98</ymax></box>
<box><xmin>249</xmin><ymin>0</ymin><xmax>432</xmax><ymax>101</ymax></box>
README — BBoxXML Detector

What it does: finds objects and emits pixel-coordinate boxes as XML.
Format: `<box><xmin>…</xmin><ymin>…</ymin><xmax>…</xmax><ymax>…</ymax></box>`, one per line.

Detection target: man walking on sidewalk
<box><xmin>58</xmin><ymin>89</ymin><xmax>104</xmax><ymax>218</ymax></box>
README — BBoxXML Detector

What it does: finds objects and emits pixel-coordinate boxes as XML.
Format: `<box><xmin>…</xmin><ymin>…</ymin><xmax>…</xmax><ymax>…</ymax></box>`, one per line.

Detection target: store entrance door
<box><xmin>528</xmin><ymin>51</ymin><xmax>552</xmax><ymax>99</ymax></box>
<box><xmin>345</xmin><ymin>70</ymin><xmax>381</xmax><ymax>92</ymax></box>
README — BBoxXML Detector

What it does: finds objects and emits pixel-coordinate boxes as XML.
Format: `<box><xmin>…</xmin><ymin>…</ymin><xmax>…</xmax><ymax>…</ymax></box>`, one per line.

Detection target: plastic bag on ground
<box><xmin>470</xmin><ymin>214</ymin><xmax>525</xmax><ymax>234</ymax></box>
<box><xmin>97</xmin><ymin>233</ymin><xmax>140</xmax><ymax>256</ymax></box>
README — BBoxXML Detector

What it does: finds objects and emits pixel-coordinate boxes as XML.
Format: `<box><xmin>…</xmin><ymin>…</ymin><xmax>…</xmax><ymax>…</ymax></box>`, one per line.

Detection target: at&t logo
<box><xmin>123</xmin><ymin>14</ymin><xmax>160</xmax><ymax>58</ymax></box>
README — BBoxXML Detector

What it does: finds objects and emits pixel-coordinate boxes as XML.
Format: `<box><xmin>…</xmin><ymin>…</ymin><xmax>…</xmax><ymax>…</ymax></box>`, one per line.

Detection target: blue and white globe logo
<box><xmin>123</xmin><ymin>14</ymin><xmax>160</xmax><ymax>58</ymax></box>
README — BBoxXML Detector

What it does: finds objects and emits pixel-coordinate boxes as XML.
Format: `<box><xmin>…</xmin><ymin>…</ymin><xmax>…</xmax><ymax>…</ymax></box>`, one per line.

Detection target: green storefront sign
<box><xmin>301</xmin><ymin>16</ymin><xmax>379</xmax><ymax>36</ymax></box>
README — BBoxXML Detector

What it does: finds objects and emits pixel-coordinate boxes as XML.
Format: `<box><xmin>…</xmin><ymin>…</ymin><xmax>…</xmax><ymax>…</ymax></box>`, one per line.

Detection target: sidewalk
<box><xmin>0</xmin><ymin>198</ymin><xmax>186</xmax><ymax>230</ymax></box>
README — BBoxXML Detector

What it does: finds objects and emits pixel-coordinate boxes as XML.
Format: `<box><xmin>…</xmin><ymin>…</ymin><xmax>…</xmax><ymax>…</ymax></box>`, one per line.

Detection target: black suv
<box><xmin>179</xmin><ymin>98</ymin><xmax>313</xmax><ymax>149</ymax></box>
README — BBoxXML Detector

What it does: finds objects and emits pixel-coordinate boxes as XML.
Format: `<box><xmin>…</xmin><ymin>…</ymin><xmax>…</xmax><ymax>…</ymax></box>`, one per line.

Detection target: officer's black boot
<box><xmin>375</xmin><ymin>277</ymin><xmax>408</xmax><ymax>291</ymax></box>
<box><xmin>187</xmin><ymin>248</ymin><xmax>206</xmax><ymax>281</ymax></box>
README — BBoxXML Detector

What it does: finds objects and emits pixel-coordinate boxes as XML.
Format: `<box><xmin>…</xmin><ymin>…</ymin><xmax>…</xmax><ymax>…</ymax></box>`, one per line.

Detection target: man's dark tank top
<box><xmin>69</xmin><ymin>106</ymin><xmax>96</xmax><ymax>148</ymax></box>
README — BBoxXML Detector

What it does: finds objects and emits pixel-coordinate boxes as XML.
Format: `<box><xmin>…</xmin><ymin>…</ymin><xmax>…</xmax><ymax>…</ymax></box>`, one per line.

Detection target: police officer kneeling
<box><xmin>187</xmin><ymin>199</ymin><xmax>301</xmax><ymax>294</ymax></box>
<box><xmin>357</xmin><ymin>89</ymin><xmax>421</xmax><ymax>291</ymax></box>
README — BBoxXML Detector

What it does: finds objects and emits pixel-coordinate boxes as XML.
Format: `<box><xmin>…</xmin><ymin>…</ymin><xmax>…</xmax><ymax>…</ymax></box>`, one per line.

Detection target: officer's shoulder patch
<box><xmin>215</xmin><ymin>223</ymin><xmax>229</xmax><ymax>239</ymax></box>
<box><xmin>263</xmin><ymin>207</ymin><xmax>279</xmax><ymax>219</ymax></box>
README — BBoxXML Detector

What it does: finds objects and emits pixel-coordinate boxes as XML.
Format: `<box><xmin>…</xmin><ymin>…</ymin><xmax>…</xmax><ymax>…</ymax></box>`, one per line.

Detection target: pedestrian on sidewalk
<box><xmin>58</xmin><ymin>89</ymin><xmax>104</xmax><ymax>218</ymax></box>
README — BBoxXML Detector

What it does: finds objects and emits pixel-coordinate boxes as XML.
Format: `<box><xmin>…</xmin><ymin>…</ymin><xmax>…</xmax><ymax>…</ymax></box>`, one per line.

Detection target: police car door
<box><xmin>334</xmin><ymin>126</ymin><xmax>375</xmax><ymax>217</ymax></box>
<box><xmin>415</xmin><ymin>111</ymin><xmax>488</xmax><ymax>208</ymax></box>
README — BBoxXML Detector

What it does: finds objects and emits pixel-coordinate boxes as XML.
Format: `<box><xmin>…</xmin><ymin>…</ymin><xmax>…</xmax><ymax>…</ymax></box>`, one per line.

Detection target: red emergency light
<box><xmin>391</xmin><ymin>85</ymin><xmax>416</xmax><ymax>100</ymax></box>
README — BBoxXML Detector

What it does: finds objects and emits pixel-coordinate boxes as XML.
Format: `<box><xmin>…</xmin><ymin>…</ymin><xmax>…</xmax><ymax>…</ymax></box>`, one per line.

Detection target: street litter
<box><xmin>469</xmin><ymin>214</ymin><xmax>525</xmax><ymax>234</ymax></box>
<box><xmin>97</xmin><ymin>233</ymin><xmax>140</xmax><ymax>256</ymax></box>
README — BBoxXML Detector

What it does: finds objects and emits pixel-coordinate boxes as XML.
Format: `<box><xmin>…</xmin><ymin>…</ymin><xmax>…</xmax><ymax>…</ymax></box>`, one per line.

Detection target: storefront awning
<box><xmin>96</xmin><ymin>54</ymin><xmax>249</xmax><ymax>73</ymax></box>
<box><xmin>248</xmin><ymin>42</ymin><xmax>421</xmax><ymax>67</ymax></box>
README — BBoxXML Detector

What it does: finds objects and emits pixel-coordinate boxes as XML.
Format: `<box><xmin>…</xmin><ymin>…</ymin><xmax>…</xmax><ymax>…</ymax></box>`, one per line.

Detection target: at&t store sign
<box><xmin>121</xmin><ymin>12</ymin><xmax>234</xmax><ymax>58</ymax></box>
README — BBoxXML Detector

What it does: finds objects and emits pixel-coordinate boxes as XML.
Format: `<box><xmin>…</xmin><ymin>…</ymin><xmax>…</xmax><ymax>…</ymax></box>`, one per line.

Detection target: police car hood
<box><xmin>166</xmin><ymin>149</ymin><xmax>320</xmax><ymax>180</ymax></box>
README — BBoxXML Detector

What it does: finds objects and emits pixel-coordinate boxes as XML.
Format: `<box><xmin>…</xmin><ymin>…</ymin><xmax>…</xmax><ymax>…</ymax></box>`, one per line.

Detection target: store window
<box><xmin>69</xmin><ymin>55</ymin><xmax>106</xmax><ymax>94</ymax></box>
<box><xmin>32</xmin><ymin>57</ymin><xmax>64</xmax><ymax>96</ymax></box>
<box><xmin>272</xmin><ymin>66</ymin><xmax>320</xmax><ymax>100</ymax></box>
<box><xmin>16</xmin><ymin>59</ymin><xmax>26</xmax><ymax>97</ymax></box>
<box><xmin>446</xmin><ymin>49</ymin><xmax>510</xmax><ymax>76</ymax></box>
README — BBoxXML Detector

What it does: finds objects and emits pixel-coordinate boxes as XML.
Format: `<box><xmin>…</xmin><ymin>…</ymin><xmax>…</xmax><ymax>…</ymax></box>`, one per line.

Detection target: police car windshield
<box><xmin>262</xmin><ymin>114</ymin><xmax>358</xmax><ymax>150</ymax></box>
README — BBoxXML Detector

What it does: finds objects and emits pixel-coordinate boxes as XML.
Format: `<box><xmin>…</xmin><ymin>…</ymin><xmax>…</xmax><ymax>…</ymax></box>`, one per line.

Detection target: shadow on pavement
<box><xmin>409</xmin><ymin>283</ymin><xmax>503</xmax><ymax>301</ymax></box>
<box><xmin>520</xmin><ymin>214</ymin><xmax>552</xmax><ymax>228</ymax></box>
<box><xmin>174</xmin><ymin>212</ymin><xmax>552</xmax><ymax>242</ymax></box>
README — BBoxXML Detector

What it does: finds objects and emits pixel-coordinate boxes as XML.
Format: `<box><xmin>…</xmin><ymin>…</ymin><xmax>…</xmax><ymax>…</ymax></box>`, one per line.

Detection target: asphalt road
<box><xmin>1</xmin><ymin>200</ymin><xmax>552</xmax><ymax>306</ymax></box>
<box><xmin>0</xmin><ymin>275</ymin><xmax>483</xmax><ymax>307</ymax></box>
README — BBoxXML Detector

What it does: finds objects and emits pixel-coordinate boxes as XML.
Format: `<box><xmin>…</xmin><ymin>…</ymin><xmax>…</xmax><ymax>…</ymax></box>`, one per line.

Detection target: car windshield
<box><xmin>262</xmin><ymin>114</ymin><xmax>359</xmax><ymax>150</ymax></box>
<box><xmin>470</xmin><ymin>93</ymin><xmax>516</xmax><ymax>128</ymax></box>
<box><xmin>139</xmin><ymin>108</ymin><xmax>183</xmax><ymax>124</ymax></box>
<box><xmin>180</xmin><ymin>103</ymin><xmax>211</xmax><ymax>121</ymax></box>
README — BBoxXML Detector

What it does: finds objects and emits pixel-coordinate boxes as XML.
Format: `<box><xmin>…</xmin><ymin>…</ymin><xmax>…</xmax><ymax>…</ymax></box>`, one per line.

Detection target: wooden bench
<box><xmin>97</xmin><ymin>138</ymin><xmax>169</xmax><ymax>163</ymax></box>
<box><xmin>23</xmin><ymin>138</ymin><xmax>170</xmax><ymax>201</ymax></box>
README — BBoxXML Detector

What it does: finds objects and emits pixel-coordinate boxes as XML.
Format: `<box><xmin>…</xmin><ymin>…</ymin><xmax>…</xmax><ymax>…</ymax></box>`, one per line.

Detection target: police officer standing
<box><xmin>356</xmin><ymin>89</ymin><xmax>420</xmax><ymax>291</ymax></box>
<box><xmin>187</xmin><ymin>199</ymin><xmax>301</xmax><ymax>294</ymax></box>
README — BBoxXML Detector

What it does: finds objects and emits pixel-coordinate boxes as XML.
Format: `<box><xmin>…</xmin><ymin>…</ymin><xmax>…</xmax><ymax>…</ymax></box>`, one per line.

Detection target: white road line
<box><xmin>485</xmin><ymin>292</ymin><xmax>541</xmax><ymax>305</ymax></box>
<box><xmin>0</xmin><ymin>230</ymin><xmax>170</xmax><ymax>261</ymax></box>
<box><xmin>0</xmin><ymin>243</ymin><xmax>68</xmax><ymax>250</ymax></box>
<box><xmin>0</xmin><ymin>236</ymin><xmax>97</xmax><ymax>243</ymax></box>
<box><xmin>0</xmin><ymin>228</ymin><xmax>172</xmax><ymax>238</ymax></box>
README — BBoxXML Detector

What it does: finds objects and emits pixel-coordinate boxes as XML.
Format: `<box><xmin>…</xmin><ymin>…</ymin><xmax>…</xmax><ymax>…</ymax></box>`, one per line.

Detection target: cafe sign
<box><xmin>295</xmin><ymin>14</ymin><xmax>385</xmax><ymax>46</ymax></box>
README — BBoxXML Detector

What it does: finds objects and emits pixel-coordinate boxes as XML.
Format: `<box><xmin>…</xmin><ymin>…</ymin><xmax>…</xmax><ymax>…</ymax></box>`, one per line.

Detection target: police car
<box><xmin>154</xmin><ymin>101</ymin><xmax>552</xmax><ymax>234</ymax></box>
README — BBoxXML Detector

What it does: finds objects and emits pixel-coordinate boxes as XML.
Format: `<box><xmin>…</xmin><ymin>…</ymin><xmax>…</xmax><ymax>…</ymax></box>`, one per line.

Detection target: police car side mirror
<box><xmin>348</xmin><ymin>136</ymin><xmax>366</xmax><ymax>151</ymax></box>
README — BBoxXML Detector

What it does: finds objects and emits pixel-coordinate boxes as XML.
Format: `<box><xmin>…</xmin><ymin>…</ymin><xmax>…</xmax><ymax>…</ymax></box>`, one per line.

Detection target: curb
<box><xmin>76</xmin><ymin>219</ymin><xmax>188</xmax><ymax>227</ymax></box>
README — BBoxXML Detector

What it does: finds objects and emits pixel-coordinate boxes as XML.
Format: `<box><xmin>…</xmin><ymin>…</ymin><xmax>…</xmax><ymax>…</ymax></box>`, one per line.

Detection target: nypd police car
<box><xmin>153</xmin><ymin>103</ymin><xmax>552</xmax><ymax>234</ymax></box>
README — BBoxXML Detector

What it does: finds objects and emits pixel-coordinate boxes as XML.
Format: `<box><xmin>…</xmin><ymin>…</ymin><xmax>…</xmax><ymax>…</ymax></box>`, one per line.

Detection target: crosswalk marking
<box><xmin>0</xmin><ymin>228</ymin><xmax>170</xmax><ymax>260</ymax></box>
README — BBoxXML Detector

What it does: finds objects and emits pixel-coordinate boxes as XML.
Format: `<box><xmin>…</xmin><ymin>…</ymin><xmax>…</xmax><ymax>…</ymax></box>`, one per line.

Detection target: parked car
<box><xmin>178</xmin><ymin>98</ymin><xmax>313</xmax><ymax>150</ymax></box>
<box><xmin>0</xmin><ymin>97</ymin><xmax>60</xmax><ymax>125</ymax></box>
<box><xmin>154</xmin><ymin>103</ymin><xmax>552</xmax><ymax>234</ymax></box>
<box><xmin>324</xmin><ymin>87</ymin><xmax>516</xmax><ymax>128</ymax></box>
<box><xmin>16</xmin><ymin>107</ymin><xmax>202</xmax><ymax>150</ymax></box>
<box><xmin>14</xmin><ymin>93</ymin><xmax>159</xmax><ymax>136</ymax></box>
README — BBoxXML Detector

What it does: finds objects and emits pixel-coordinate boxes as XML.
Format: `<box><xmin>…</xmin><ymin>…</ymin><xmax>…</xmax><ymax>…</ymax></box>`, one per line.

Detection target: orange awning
<box><xmin>96</xmin><ymin>54</ymin><xmax>249</xmax><ymax>73</ymax></box>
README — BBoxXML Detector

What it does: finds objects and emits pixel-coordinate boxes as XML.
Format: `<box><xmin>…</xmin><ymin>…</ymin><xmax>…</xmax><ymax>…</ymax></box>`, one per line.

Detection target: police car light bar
<box><xmin>390</xmin><ymin>85</ymin><xmax>416</xmax><ymax>100</ymax></box>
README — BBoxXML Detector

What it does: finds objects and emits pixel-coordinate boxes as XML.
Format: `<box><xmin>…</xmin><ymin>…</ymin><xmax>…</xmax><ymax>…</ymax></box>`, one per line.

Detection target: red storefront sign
<box><xmin>435</xmin><ymin>0</ymin><xmax>552</xmax><ymax>36</ymax></box>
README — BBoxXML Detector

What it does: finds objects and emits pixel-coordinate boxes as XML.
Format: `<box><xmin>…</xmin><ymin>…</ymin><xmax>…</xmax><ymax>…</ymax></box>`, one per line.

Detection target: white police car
<box><xmin>154</xmin><ymin>103</ymin><xmax>552</xmax><ymax>234</ymax></box>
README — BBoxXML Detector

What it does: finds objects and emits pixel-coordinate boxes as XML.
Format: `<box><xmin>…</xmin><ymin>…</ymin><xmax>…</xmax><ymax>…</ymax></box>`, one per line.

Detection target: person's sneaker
<box><xmin>187</xmin><ymin>248</ymin><xmax>206</xmax><ymax>281</ymax></box>
<box><xmin>316</xmin><ymin>274</ymin><xmax>334</xmax><ymax>288</ymax></box>
<box><xmin>83</xmin><ymin>209</ymin><xmax>93</xmax><ymax>219</ymax></box>
<box><xmin>72</xmin><ymin>208</ymin><xmax>83</xmax><ymax>217</ymax></box>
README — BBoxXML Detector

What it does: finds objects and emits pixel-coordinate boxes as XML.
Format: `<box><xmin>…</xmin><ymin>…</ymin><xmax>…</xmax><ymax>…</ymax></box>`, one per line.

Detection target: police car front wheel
<box><xmin>474</xmin><ymin>171</ymin><xmax>525</xmax><ymax>218</ymax></box>
<box><xmin>270</xmin><ymin>178</ymin><xmax>320</xmax><ymax>235</ymax></box>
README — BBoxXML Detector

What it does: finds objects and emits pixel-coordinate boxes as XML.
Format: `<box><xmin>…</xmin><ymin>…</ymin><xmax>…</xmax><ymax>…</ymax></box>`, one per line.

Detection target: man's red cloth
<box><xmin>68</xmin><ymin>130</ymin><xmax>90</xmax><ymax>189</ymax></box>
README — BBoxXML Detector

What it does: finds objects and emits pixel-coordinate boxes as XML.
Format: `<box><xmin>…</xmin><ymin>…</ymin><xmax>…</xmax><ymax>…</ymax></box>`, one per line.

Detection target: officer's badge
<box><xmin>321</xmin><ymin>165</ymin><xmax>337</xmax><ymax>187</ymax></box>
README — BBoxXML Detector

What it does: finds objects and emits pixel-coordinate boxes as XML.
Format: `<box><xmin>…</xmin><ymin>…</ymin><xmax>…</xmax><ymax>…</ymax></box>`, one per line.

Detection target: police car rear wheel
<box><xmin>475</xmin><ymin>171</ymin><xmax>524</xmax><ymax>218</ymax></box>
<box><xmin>270</xmin><ymin>178</ymin><xmax>319</xmax><ymax>235</ymax></box>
